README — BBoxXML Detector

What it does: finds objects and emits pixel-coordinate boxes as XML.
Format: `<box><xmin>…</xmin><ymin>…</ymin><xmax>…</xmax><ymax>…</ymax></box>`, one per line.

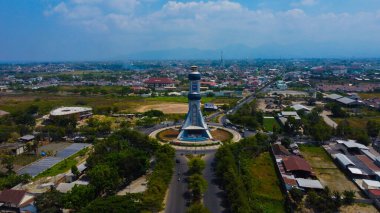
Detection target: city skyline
<box><xmin>1</xmin><ymin>0</ymin><xmax>380</xmax><ymax>61</ymax></box>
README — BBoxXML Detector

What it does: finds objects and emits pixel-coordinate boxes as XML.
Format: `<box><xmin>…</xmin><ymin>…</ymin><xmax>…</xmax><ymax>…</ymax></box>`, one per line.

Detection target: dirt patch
<box><xmin>157</xmin><ymin>128</ymin><xmax>179</xmax><ymax>142</ymax></box>
<box><xmin>211</xmin><ymin>128</ymin><xmax>233</xmax><ymax>142</ymax></box>
<box><xmin>136</xmin><ymin>103</ymin><xmax>188</xmax><ymax>114</ymax></box>
<box><xmin>340</xmin><ymin>203</ymin><xmax>378</xmax><ymax>213</ymax></box>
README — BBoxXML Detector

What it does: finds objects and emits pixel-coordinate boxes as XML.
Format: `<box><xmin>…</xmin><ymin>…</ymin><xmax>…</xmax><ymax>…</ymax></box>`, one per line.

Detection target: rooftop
<box><xmin>144</xmin><ymin>77</ymin><xmax>174</xmax><ymax>84</ymax></box>
<box><xmin>296</xmin><ymin>178</ymin><xmax>324</xmax><ymax>189</ymax></box>
<box><xmin>50</xmin><ymin>106</ymin><xmax>92</xmax><ymax>116</ymax></box>
<box><xmin>283</xmin><ymin>156</ymin><xmax>312</xmax><ymax>173</ymax></box>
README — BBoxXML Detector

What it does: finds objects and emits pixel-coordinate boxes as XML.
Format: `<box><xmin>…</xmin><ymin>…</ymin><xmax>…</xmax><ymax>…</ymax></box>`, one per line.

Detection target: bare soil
<box><xmin>136</xmin><ymin>103</ymin><xmax>188</xmax><ymax>114</ymax></box>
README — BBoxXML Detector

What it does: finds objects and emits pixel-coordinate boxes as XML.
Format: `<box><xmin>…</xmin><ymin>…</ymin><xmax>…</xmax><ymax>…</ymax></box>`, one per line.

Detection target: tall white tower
<box><xmin>178</xmin><ymin>66</ymin><xmax>213</xmax><ymax>141</ymax></box>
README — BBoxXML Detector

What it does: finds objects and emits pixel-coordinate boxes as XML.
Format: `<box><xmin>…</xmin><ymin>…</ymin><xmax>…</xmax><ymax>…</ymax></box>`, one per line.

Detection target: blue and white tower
<box><xmin>178</xmin><ymin>66</ymin><xmax>213</xmax><ymax>141</ymax></box>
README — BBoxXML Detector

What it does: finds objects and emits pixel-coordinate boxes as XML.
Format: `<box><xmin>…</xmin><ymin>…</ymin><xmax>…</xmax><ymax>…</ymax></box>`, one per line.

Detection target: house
<box><xmin>19</xmin><ymin>135</ymin><xmax>35</xmax><ymax>143</ymax></box>
<box><xmin>276</xmin><ymin>80</ymin><xmax>287</xmax><ymax>90</ymax></box>
<box><xmin>277</xmin><ymin>111</ymin><xmax>301</xmax><ymax>125</ymax></box>
<box><xmin>296</xmin><ymin>178</ymin><xmax>324</xmax><ymax>190</ymax></box>
<box><xmin>0</xmin><ymin>189</ymin><xmax>36</xmax><ymax>213</ymax></box>
<box><xmin>204</xmin><ymin>103</ymin><xmax>218</xmax><ymax>111</ymax></box>
<box><xmin>144</xmin><ymin>78</ymin><xmax>174</xmax><ymax>89</ymax></box>
<box><xmin>282</xmin><ymin>156</ymin><xmax>313</xmax><ymax>178</ymax></box>
<box><xmin>272</xmin><ymin>144</ymin><xmax>291</xmax><ymax>156</ymax></box>
<box><xmin>362</xmin><ymin>179</ymin><xmax>380</xmax><ymax>190</ymax></box>
<box><xmin>0</xmin><ymin>143</ymin><xmax>26</xmax><ymax>155</ymax></box>
<box><xmin>291</xmin><ymin>104</ymin><xmax>311</xmax><ymax>113</ymax></box>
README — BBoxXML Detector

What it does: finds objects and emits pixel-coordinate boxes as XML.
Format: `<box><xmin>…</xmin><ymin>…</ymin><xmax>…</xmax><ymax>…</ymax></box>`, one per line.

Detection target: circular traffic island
<box><xmin>152</xmin><ymin>125</ymin><xmax>240</xmax><ymax>147</ymax></box>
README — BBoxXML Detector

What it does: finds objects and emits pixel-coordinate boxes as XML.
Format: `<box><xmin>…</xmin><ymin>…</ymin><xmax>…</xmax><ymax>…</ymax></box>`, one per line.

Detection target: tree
<box><xmin>188</xmin><ymin>158</ymin><xmax>206</xmax><ymax>175</ymax></box>
<box><xmin>289</xmin><ymin>187</ymin><xmax>304</xmax><ymax>203</ymax></box>
<box><xmin>188</xmin><ymin>174</ymin><xmax>208</xmax><ymax>201</ymax></box>
<box><xmin>63</xmin><ymin>185</ymin><xmax>96</xmax><ymax>210</ymax></box>
<box><xmin>343</xmin><ymin>190</ymin><xmax>355</xmax><ymax>205</ymax></box>
<box><xmin>330</xmin><ymin>104</ymin><xmax>347</xmax><ymax>118</ymax></box>
<box><xmin>367</xmin><ymin>120</ymin><xmax>380</xmax><ymax>138</ymax></box>
<box><xmin>333</xmin><ymin>191</ymin><xmax>342</xmax><ymax>208</ymax></box>
<box><xmin>71</xmin><ymin>165</ymin><xmax>80</xmax><ymax>178</ymax></box>
<box><xmin>88</xmin><ymin>164</ymin><xmax>121</xmax><ymax>195</ymax></box>
<box><xmin>81</xmin><ymin>195</ymin><xmax>142</xmax><ymax>213</ymax></box>
<box><xmin>281</xmin><ymin>137</ymin><xmax>292</xmax><ymax>149</ymax></box>
<box><xmin>35</xmin><ymin>189</ymin><xmax>64</xmax><ymax>213</ymax></box>
<box><xmin>1</xmin><ymin>155</ymin><xmax>15</xmax><ymax>174</ymax></box>
<box><xmin>187</xmin><ymin>203</ymin><xmax>211</xmax><ymax>213</ymax></box>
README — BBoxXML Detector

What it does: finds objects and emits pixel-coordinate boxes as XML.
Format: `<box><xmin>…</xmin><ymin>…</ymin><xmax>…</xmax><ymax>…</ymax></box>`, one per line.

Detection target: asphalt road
<box><xmin>165</xmin><ymin>152</ymin><xmax>189</xmax><ymax>213</ymax></box>
<box><xmin>165</xmin><ymin>149</ymin><xmax>225</xmax><ymax>213</ymax></box>
<box><xmin>203</xmin><ymin>151</ymin><xmax>227</xmax><ymax>213</ymax></box>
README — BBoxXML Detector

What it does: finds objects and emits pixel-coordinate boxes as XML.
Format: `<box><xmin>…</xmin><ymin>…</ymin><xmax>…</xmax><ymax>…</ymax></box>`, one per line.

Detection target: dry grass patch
<box><xmin>300</xmin><ymin>145</ymin><xmax>363</xmax><ymax>197</ymax></box>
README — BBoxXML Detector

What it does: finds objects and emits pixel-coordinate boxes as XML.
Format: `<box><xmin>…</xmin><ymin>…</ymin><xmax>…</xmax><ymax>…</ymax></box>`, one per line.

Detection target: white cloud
<box><xmin>292</xmin><ymin>0</ymin><xmax>317</xmax><ymax>7</ymax></box>
<box><xmin>44</xmin><ymin>0</ymin><xmax>380</xmax><ymax>51</ymax></box>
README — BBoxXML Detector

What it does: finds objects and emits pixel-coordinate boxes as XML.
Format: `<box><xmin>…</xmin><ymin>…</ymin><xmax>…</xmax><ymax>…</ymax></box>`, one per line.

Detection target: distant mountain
<box><xmin>125</xmin><ymin>42</ymin><xmax>380</xmax><ymax>60</ymax></box>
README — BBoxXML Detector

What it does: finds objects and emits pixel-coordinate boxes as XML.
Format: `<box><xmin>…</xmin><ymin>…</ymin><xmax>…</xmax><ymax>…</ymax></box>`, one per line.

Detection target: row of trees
<box><xmin>289</xmin><ymin>187</ymin><xmax>355</xmax><ymax>213</ymax></box>
<box><xmin>186</xmin><ymin>157</ymin><xmax>209</xmax><ymax>213</ymax></box>
<box><xmin>35</xmin><ymin>129</ymin><xmax>175</xmax><ymax>212</ymax></box>
<box><xmin>227</xmin><ymin>100</ymin><xmax>264</xmax><ymax>129</ymax></box>
<box><xmin>215</xmin><ymin>134</ymin><xmax>271</xmax><ymax>213</ymax></box>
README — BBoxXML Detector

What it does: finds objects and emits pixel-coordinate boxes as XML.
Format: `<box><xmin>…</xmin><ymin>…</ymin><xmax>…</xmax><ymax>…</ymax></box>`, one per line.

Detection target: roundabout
<box><xmin>149</xmin><ymin>125</ymin><xmax>241</xmax><ymax>149</ymax></box>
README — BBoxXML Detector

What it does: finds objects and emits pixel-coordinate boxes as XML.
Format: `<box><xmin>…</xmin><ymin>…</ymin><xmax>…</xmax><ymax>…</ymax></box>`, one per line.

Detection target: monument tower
<box><xmin>177</xmin><ymin>66</ymin><xmax>213</xmax><ymax>141</ymax></box>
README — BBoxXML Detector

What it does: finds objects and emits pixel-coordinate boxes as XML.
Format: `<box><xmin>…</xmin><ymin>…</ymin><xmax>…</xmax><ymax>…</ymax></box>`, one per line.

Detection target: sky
<box><xmin>1</xmin><ymin>0</ymin><xmax>380</xmax><ymax>61</ymax></box>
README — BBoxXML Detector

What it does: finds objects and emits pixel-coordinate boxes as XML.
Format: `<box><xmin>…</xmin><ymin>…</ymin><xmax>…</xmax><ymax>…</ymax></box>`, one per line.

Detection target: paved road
<box><xmin>165</xmin><ymin>149</ymin><xmax>225</xmax><ymax>213</ymax></box>
<box><xmin>203</xmin><ymin>151</ymin><xmax>227</xmax><ymax>213</ymax></box>
<box><xmin>165</xmin><ymin>152</ymin><xmax>190</xmax><ymax>213</ymax></box>
<box><xmin>321</xmin><ymin>110</ymin><xmax>338</xmax><ymax>129</ymax></box>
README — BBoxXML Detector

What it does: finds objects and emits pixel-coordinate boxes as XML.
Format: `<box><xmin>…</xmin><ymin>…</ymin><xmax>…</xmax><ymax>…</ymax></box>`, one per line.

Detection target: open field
<box><xmin>299</xmin><ymin>145</ymin><xmax>363</xmax><ymax>197</ymax></box>
<box><xmin>334</xmin><ymin>117</ymin><xmax>380</xmax><ymax>129</ymax></box>
<box><xmin>136</xmin><ymin>103</ymin><xmax>188</xmax><ymax>114</ymax></box>
<box><xmin>250</xmin><ymin>152</ymin><xmax>285</xmax><ymax>212</ymax></box>
<box><xmin>0</xmin><ymin>94</ymin><xmax>236</xmax><ymax>114</ymax></box>
<box><xmin>340</xmin><ymin>203</ymin><xmax>378</xmax><ymax>213</ymax></box>
<box><xmin>263</xmin><ymin>117</ymin><xmax>280</xmax><ymax>131</ymax></box>
<box><xmin>358</xmin><ymin>93</ymin><xmax>380</xmax><ymax>99</ymax></box>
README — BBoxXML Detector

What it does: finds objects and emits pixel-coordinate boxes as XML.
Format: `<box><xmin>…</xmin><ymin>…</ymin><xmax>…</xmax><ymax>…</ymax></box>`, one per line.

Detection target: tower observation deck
<box><xmin>177</xmin><ymin>66</ymin><xmax>213</xmax><ymax>142</ymax></box>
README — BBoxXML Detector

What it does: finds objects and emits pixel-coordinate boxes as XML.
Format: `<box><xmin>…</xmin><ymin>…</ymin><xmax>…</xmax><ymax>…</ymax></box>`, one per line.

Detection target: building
<box><xmin>19</xmin><ymin>135</ymin><xmax>35</xmax><ymax>143</ymax></box>
<box><xmin>276</xmin><ymin>80</ymin><xmax>287</xmax><ymax>90</ymax></box>
<box><xmin>203</xmin><ymin>103</ymin><xmax>218</xmax><ymax>111</ymax></box>
<box><xmin>277</xmin><ymin>111</ymin><xmax>301</xmax><ymax>125</ymax></box>
<box><xmin>178</xmin><ymin>66</ymin><xmax>213</xmax><ymax>141</ymax></box>
<box><xmin>0</xmin><ymin>143</ymin><xmax>26</xmax><ymax>155</ymax></box>
<box><xmin>49</xmin><ymin>106</ymin><xmax>92</xmax><ymax>120</ymax></box>
<box><xmin>144</xmin><ymin>77</ymin><xmax>174</xmax><ymax>89</ymax></box>
<box><xmin>282</xmin><ymin>156</ymin><xmax>313</xmax><ymax>178</ymax></box>
<box><xmin>0</xmin><ymin>189</ymin><xmax>36</xmax><ymax>213</ymax></box>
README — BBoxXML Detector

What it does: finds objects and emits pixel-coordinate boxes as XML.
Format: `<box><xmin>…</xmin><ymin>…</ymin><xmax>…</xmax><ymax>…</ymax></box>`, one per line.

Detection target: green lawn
<box><xmin>34</xmin><ymin>147</ymin><xmax>89</xmax><ymax>180</ymax></box>
<box><xmin>334</xmin><ymin>117</ymin><xmax>380</xmax><ymax>129</ymax></box>
<box><xmin>263</xmin><ymin>117</ymin><xmax>280</xmax><ymax>132</ymax></box>
<box><xmin>250</xmin><ymin>152</ymin><xmax>285</xmax><ymax>212</ymax></box>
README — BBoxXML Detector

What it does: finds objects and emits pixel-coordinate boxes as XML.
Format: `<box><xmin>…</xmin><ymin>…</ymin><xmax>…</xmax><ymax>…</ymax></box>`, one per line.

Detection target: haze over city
<box><xmin>1</xmin><ymin>0</ymin><xmax>380</xmax><ymax>61</ymax></box>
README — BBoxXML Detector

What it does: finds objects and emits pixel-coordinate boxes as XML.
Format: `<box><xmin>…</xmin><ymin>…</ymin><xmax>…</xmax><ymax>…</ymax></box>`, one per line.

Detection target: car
<box><xmin>177</xmin><ymin>177</ymin><xmax>181</xmax><ymax>181</ymax></box>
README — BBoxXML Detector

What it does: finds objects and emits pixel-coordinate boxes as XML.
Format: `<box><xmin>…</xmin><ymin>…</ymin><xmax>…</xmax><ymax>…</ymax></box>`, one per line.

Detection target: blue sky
<box><xmin>1</xmin><ymin>0</ymin><xmax>380</xmax><ymax>61</ymax></box>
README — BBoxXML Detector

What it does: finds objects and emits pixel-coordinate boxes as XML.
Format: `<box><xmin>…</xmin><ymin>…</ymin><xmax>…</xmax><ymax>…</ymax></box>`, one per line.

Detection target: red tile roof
<box><xmin>283</xmin><ymin>156</ymin><xmax>312</xmax><ymax>173</ymax></box>
<box><xmin>144</xmin><ymin>78</ymin><xmax>173</xmax><ymax>84</ymax></box>
<box><xmin>368</xmin><ymin>189</ymin><xmax>380</xmax><ymax>197</ymax></box>
<box><xmin>0</xmin><ymin>189</ymin><xmax>27</xmax><ymax>206</ymax></box>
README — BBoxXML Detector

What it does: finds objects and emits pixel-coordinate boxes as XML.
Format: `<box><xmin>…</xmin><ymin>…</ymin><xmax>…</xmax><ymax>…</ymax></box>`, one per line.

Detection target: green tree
<box><xmin>187</xmin><ymin>203</ymin><xmax>211</xmax><ymax>213</ymax></box>
<box><xmin>367</xmin><ymin>120</ymin><xmax>380</xmax><ymax>138</ymax></box>
<box><xmin>88</xmin><ymin>164</ymin><xmax>121</xmax><ymax>195</ymax></box>
<box><xmin>188</xmin><ymin>174</ymin><xmax>208</xmax><ymax>201</ymax></box>
<box><xmin>188</xmin><ymin>158</ymin><xmax>206</xmax><ymax>175</ymax></box>
<box><xmin>71</xmin><ymin>165</ymin><xmax>80</xmax><ymax>178</ymax></box>
<box><xmin>289</xmin><ymin>187</ymin><xmax>304</xmax><ymax>203</ymax></box>
<box><xmin>343</xmin><ymin>190</ymin><xmax>355</xmax><ymax>205</ymax></box>
<box><xmin>35</xmin><ymin>189</ymin><xmax>64</xmax><ymax>213</ymax></box>
<box><xmin>1</xmin><ymin>155</ymin><xmax>15</xmax><ymax>174</ymax></box>
<box><xmin>63</xmin><ymin>185</ymin><xmax>96</xmax><ymax>210</ymax></box>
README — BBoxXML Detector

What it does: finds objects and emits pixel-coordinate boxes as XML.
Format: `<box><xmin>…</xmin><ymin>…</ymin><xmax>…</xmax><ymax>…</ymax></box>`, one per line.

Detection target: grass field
<box><xmin>358</xmin><ymin>93</ymin><xmax>380</xmax><ymax>99</ymax></box>
<box><xmin>250</xmin><ymin>152</ymin><xmax>285</xmax><ymax>212</ymax></box>
<box><xmin>299</xmin><ymin>145</ymin><xmax>363</xmax><ymax>197</ymax></box>
<box><xmin>263</xmin><ymin>117</ymin><xmax>280</xmax><ymax>132</ymax></box>
<box><xmin>0</xmin><ymin>94</ymin><xmax>236</xmax><ymax>114</ymax></box>
<box><xmin>334</xmin><ymin>117</ymin><xmax>380</xmax><ymax>129</ymax></box>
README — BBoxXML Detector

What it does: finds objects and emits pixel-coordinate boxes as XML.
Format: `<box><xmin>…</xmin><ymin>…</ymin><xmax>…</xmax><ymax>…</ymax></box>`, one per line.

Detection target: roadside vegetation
<box><xmin>34</xmin><ymin>128</ymin><xmax>175</xmax><ymax>212</ymax></box>
<box><xmin>215</xmin><ymin>134</ymin><xmax>285</xmax><ymax>213</ymax></box>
